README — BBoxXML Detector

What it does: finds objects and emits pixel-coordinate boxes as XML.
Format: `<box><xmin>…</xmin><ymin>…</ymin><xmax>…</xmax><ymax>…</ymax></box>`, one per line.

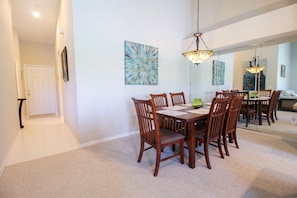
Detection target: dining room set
<box><xmin>131</xmin><ymin>90</ymin><xmax>281</xmax><ymax>176</ymax></box>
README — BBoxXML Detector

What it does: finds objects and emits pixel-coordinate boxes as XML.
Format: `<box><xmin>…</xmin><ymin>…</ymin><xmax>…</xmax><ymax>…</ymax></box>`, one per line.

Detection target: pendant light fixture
<box><xmin>182</xmin><ymin>0</ymin><xmax>214</xmax><ymax>65</ymax></box>
<box><xmin>246</xmin><ymin>46</ymin><xmax>265</xmax><ymax>74</ymax></box>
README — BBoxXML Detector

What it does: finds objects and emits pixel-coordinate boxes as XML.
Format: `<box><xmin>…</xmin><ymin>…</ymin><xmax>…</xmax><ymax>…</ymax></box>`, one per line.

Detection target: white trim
<box><xmin>80</xmin><ymin>130</ymin><xmax>139</xmax><ymax>148</ymax></box>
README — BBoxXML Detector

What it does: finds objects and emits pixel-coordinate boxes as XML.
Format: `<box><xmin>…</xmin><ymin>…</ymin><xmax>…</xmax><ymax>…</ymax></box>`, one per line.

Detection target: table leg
<box><xmin>258</xmin><ymin>101</ymin><xmax>262</xmax><ymax>125</ymax></box>
<box><xmin>188</xmin><ymin>121</ymin><xmax>195</xmax><ymax>168</ymax></box>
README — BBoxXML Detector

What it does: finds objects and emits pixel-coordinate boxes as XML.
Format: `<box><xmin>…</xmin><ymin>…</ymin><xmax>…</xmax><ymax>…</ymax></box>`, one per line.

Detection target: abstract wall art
<box><xmin>212</xmin><ymin>60</ymin><xmax>225</xmax><ymax>85</ymax></box>
<box><xmin>124</xmin><ymin>41</ymin><xmax>158</xmax><ymax>85</ymax></box>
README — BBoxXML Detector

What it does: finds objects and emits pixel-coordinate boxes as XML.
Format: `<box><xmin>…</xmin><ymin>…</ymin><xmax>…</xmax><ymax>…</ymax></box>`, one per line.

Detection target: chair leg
<box><xmin>179</xmin><ymin>141</ymin><xmax>184</xmax><ymax>164</ymax></box>
<box><xmin>154</xmin><ymin>149</ymin><xmax>161</xmax><ymax>177</ymax></box>
<box><xmin>204</xmin><ymin>143</ymin><xmax>211</xmax><ymax>169</ymax></box>
<box><xmin>271</xmin><ymin>112</ymin><xmax>275</xmax><ymax>123</ymax></box>
<box><xmin>172</xmin><ymin>144</ymin><xmax>176</xmax><ymax>151</ymax></box>
<box><xmin>137</xmin><ymin>140</ymin><xmax>144</xmax><ymax>162</ymax></box>
<box><xmin>223</xmin><ymin>133</ymin><xmax>230</xmax><ymax>156</ymax></box>
<box><xmin>233</xmin><ymin>132</ymin><xmax>239</xmax><ymax>149</ymax></box>
<box><xmin>267</xmin><ymin>114</ymin><xmax>271</xmax><ymax>125</ymax></box>
<box><xmin>274</xmin><ymin>109</ymin><xmax>278</xmax><ymax>120</ymax></box>
<box><xmin>217</xmin><ymin>137</ymin><xmax>224</xmax><ymax>159</ymax></box>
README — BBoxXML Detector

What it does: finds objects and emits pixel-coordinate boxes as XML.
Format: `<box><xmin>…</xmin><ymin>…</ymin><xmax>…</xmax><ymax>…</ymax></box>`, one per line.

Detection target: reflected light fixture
<box><xmin>246</xmin><ymin>56</ymin><xmax>265</xmax><ymax>74</ymax></box>
<box><xmin>32</xmin><ymin>5</ymin><xmax>40</xmax><ymax>18</ymax></box>
<box><xmin>182</xmin><ymin>0</ymin><xmax>214</xmax><ymax>65</ymax></box>
<box><xmin>33</xmin><ymin>11</ymin><xmax>40</xmax><ymax>18</ymax></box>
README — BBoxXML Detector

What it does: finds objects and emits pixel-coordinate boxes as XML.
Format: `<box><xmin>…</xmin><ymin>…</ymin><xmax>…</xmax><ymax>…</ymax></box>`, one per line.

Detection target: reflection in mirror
<box><xmin>189</xmin><ymin>40</ymin><xmax>297</xmax><ymax>141</ymax></box>
<box><xmin>233</xmin><ymin>41</ymin><xmax>297</xmax><ymax>141</ymax></box>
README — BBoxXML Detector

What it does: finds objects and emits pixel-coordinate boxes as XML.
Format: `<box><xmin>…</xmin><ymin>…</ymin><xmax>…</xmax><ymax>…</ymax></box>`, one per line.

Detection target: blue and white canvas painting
<box><xmin>125</xmin><ymin>41</ymin><xmax>158</xmax><ymax>85</ymax></box>
<box><xmin>212</xmin><ymin>60</ymin><xmax>225</xmax><ymax>85</ymax></box>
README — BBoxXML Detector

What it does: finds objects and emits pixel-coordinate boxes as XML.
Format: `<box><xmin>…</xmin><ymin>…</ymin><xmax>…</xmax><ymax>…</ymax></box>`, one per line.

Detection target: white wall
<box><xmin>290</xmin><ymin>42</ymin><xmax>297</xmax><ymax>90</ymax></box>
<box><xmin>60</xmin><ymin>0</ymin><xmax>192</xmax><ymax>145</ymax></box>
<box><xmin>277</xmin><ymin>43</ymin><xmax>291</xmax><ymax>90</ymax></box>
<box><xmin>56</xmin><ymin>0</ymin><xmax>80</xmax><ymax>140</ymax></box>
<box><xmin>0</xmin><ymin>0</ymin><xmax>20</xmax><ymax>175</ymax></box>
<box><xmin>20</xmin><ymin>41</ymin><xmax>55</xmax><ymax>65</ymax></box>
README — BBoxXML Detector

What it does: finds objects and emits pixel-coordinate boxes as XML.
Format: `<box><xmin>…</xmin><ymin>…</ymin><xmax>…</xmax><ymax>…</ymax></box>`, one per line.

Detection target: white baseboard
<box><xmin>80</xmin><ymin>130</ymin><xmax>139</xmax><ymax>148</ymax></box>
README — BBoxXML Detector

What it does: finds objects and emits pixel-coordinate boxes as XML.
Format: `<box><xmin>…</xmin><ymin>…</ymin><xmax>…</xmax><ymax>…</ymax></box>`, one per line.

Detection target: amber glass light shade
<box><xmin>182</xmin><ymin>49</ymin><xmax>214</xmax><ymax>64</ymax></box>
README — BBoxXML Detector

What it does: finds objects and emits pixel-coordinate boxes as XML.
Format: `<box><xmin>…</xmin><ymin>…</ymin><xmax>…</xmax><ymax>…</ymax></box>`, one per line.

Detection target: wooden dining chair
<box><xmin>273</xmin><ymin>90</ymin><xmax>281</xmax><ymax>120</ymax></box>
<box><xmin>238</xmin><ymin>91</ymin><xmax>257</xmax><ymax>127</ymax></box>
<box><xmin>150</xmin><ymin>93</ymin><xmax>169</xmax><ymax>110</ymax></box>
<box><xmin>215</xmin><ymin>91</ymin><xmax>230</xmax><ymax>98</ymax></box>
<box><xmin>195</xmin><ymin>97</ymin><xmax>229</xmax><ymax>169</ymax></box>
<box><xmin>222</xmin><ymin>95</ymin><xmax>244</xmax><ymax>156</ymax></box>
<box><xmin>131</xmin><ymin>97</ymin><xmax>184</xmax><ymax>177</ymax></box>
<box><xmin>169</xmin><ymin>92</ymin><xmax>186</xmax><ymax>106</ymax></box>
<box><xmin>258</xmin><ymin>89</ymin><xmax>272</xmax><ymax>105</ymax></box>
<box><xmin>261</xmin><ymin>90</ymin><xmax>280</xmax><ymax>125</ymax></box>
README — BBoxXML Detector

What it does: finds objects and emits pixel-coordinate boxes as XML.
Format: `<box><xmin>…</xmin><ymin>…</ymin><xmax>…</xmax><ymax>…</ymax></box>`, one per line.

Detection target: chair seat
<box><xmin>160</xmin><ymin>128</ymin><xmax>185</xmax><ymax>144</ymax></box>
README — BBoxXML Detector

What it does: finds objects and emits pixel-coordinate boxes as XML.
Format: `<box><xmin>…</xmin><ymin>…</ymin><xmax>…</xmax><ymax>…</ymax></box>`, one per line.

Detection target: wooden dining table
<box><xmin>243</xmin><ymin>96</ymin><xmax>270</xmax><ymax>125</ymax></box>
<box><xmin>156</xmin><ymin>104</ymin><xmax>210</xmax><ymax>169</ymax></box>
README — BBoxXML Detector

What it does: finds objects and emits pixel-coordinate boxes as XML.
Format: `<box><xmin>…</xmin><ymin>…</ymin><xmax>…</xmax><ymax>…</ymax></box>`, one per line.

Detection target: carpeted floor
<box><xmin>0</xmin><ymin>128</ymin><xmax>297</xmax><ymax>198</ymax></box>
<box><xmin>237</xmin><ymin>110</ymin><xmax>297</xmax><ymax>142</ymax></box>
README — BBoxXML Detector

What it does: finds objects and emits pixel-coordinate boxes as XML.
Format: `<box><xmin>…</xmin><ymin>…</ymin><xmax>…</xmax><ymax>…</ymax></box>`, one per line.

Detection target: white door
<box><xmin>24</xmin><ymin>64</ymin><xmax>57</xmax><ymax>116</ymax></box>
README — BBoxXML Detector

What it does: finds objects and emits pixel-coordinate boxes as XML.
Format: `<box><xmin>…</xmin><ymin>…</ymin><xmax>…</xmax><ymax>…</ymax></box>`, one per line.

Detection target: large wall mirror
<box><xmin>189</xmin><ymin>39</ymin><xmax>297</xmax><ymax>142</ymax></box>
<box><xmin>234</xmin><ymin>41</ymin><xmax>297</xmax><ymax>141</ymax></box>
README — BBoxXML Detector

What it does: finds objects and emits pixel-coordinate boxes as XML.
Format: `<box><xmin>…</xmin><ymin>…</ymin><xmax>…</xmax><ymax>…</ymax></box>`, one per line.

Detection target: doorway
<box><xmin>24</xmin><ymin>64</ymin><xmax>57</xmax><ymax>116</ymax></box>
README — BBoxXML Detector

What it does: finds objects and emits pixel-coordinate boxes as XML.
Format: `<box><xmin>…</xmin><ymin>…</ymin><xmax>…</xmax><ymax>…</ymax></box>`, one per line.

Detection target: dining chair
<box><xmin>195</xmin><ymin>97</ymin><xmax>229</xmax><ymax>169</ymax></box>
<box><xmin>261</xmin><ymin>90</ymin><xmax>280</xmax><ymax>125</ymax></box>
<box><xmin>238</xmin><ymin>91</ymin><xmax>257</xmax><ymax>127</ymax></box>
<box><xmin>131</xmin><ymin>97</ymin><xmax>184</xmax><ymax>177</ymax></box>
<box><xmin>215</xmin><ymin>91</ymin><xmax>230</xmax><ymax>98</ymax></box>
<box><xmin>150</xmin><ymin>93</ymin><xmax>169</xmax><ymax>110</ymax></box>
<box><xmin>169</xmin><ymin>92</ymin><xmax>186</xmax><ymax>106</ymax></box>
<box><xmin>222</xmin><ymin>95</ymin><xmax>244</xmax><ymax>156</ymax></box>
<box><xmin>258</xmin><ymin>89</ymin><xmax>272</xmax><ymax>105</ymax></box>
<box><xmin>273</xmin><ymin>90</ymin><xmax>281</xmax><ymax>120</ymax></box>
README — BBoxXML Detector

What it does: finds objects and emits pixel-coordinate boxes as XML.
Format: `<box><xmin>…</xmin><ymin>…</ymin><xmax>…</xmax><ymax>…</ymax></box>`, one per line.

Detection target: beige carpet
<box><xmin>1</xmin><ymin>129</ymin><xmax>297</xmax><ymax>198</ymax></box>
<box><xmin>237</xmin><ymin>110</ymin><xmax>297</xmax><ymax>142</ymax></box>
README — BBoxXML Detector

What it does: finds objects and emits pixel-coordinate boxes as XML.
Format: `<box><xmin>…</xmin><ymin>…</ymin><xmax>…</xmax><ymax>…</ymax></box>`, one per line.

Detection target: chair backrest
<box><xmin>224</xmin><ymin>95</ymin><xmax>244</xmax><ymax>135</ymax></box>
<box><xmin>132</xmin><ymin>97</ymin><xmax>160</xmax><ymax>146</ymax></box>
<box><xmin>150</xmin><ymin>93</ymin><xmax>169</xmax><ymax>110</ymax></box>
<box><xmin>258</xmin><ymin>89</ymin><xmax>272</xmax><ymax>97</ymax></box>
<box><xmin>206</xmin><ymin>97</ymin><xmax>229</xmax><ymax>142</ymax></box>
<box><xmin>216</xmin><ymin>91</ymin><xmax>230</xmax><ymax>98</ymax></box>
<box><xmin>268</xmin><ymin>90</ymin><xmax>281</xmax><ymax>112</ymax></box>
<box><xmin>170</xmin><ymin>92</ymin><xmax>186</xmax><ymax>106</ymax></box>
<box><xmin>236</xmin><ymin>91</ymin><xmax>248</xmax><ymax>98</ymax></box>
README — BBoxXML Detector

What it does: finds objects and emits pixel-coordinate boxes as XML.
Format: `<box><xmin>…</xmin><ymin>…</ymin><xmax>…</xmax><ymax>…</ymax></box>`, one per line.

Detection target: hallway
<box><xmin>7</xmin><ymin>115</ymin><xmax>80</xmax><ymax>165</ymax></box>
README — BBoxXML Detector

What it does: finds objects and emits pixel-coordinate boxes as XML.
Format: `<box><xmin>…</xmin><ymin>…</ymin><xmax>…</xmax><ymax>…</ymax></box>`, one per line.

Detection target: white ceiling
<box><xmin>10</xmin><ymin>0</ymin><xmax>297</xmax><ymax>46</ymax></box>
<box><xmin>11</xmin><ymin>0</ymin><xmax>60</xmax><ymax>44</ymax></box>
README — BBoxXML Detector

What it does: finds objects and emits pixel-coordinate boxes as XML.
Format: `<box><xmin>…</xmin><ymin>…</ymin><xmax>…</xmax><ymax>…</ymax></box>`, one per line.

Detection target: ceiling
<box><xmin>10</xmin><ymin>0</ymin><xmax>297</xmax><ymax>46</ymax></box>
<box><xmin>11</xmin><ymin>0</ymin><xmax>60</xmax><ymax>44</ymax></box>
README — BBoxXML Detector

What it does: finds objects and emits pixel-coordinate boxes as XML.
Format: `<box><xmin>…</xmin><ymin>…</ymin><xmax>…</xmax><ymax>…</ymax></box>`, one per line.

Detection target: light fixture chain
<box><xmin>197</xmin><ymin>0</ymin><xmax>200</xmax><ymax>32</ymax></box>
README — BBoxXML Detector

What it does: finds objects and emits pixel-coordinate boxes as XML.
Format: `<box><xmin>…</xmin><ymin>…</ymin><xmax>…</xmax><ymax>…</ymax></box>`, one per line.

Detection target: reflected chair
<box><xmin>150</xmin><ymin>93</ymin><xmax>169</xmax><ymax>110</ymax></box>
<box><xmin>132</xmin><ymin>97</ymin><xmax>184</xmax><ymax>177</ymax></box>
<box><xmin>195</xmin><ymin>97</ymin><xmax>229</xmax><ymax>169</ymax></box>
<box><xmin>222</xmin><ymin>95</ymin><xmax>244</xmax><ymax>156</ymax></box>
<box><xmin>238</xmin><ymin>91</ymin><xmax>256</xmax><ymax>127</ymax></box>
<box><xmin>258</xmin><ymin>89</ymin><xmax>272</xmax><ymax>105</ymax></box>
<box><xmin>261</xmin><ymin>90</ymin><xmax>281</xmax><ymax>125</ymax></box>
<box><xmin>273</xmin><ymin>90</ymin><xmax>281</xmax><ymax>120</ymax></box>
<box><xmin>169</xmin><ymin>92</ymin><xmax>186</xmax><ymax>106</ymax></box>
